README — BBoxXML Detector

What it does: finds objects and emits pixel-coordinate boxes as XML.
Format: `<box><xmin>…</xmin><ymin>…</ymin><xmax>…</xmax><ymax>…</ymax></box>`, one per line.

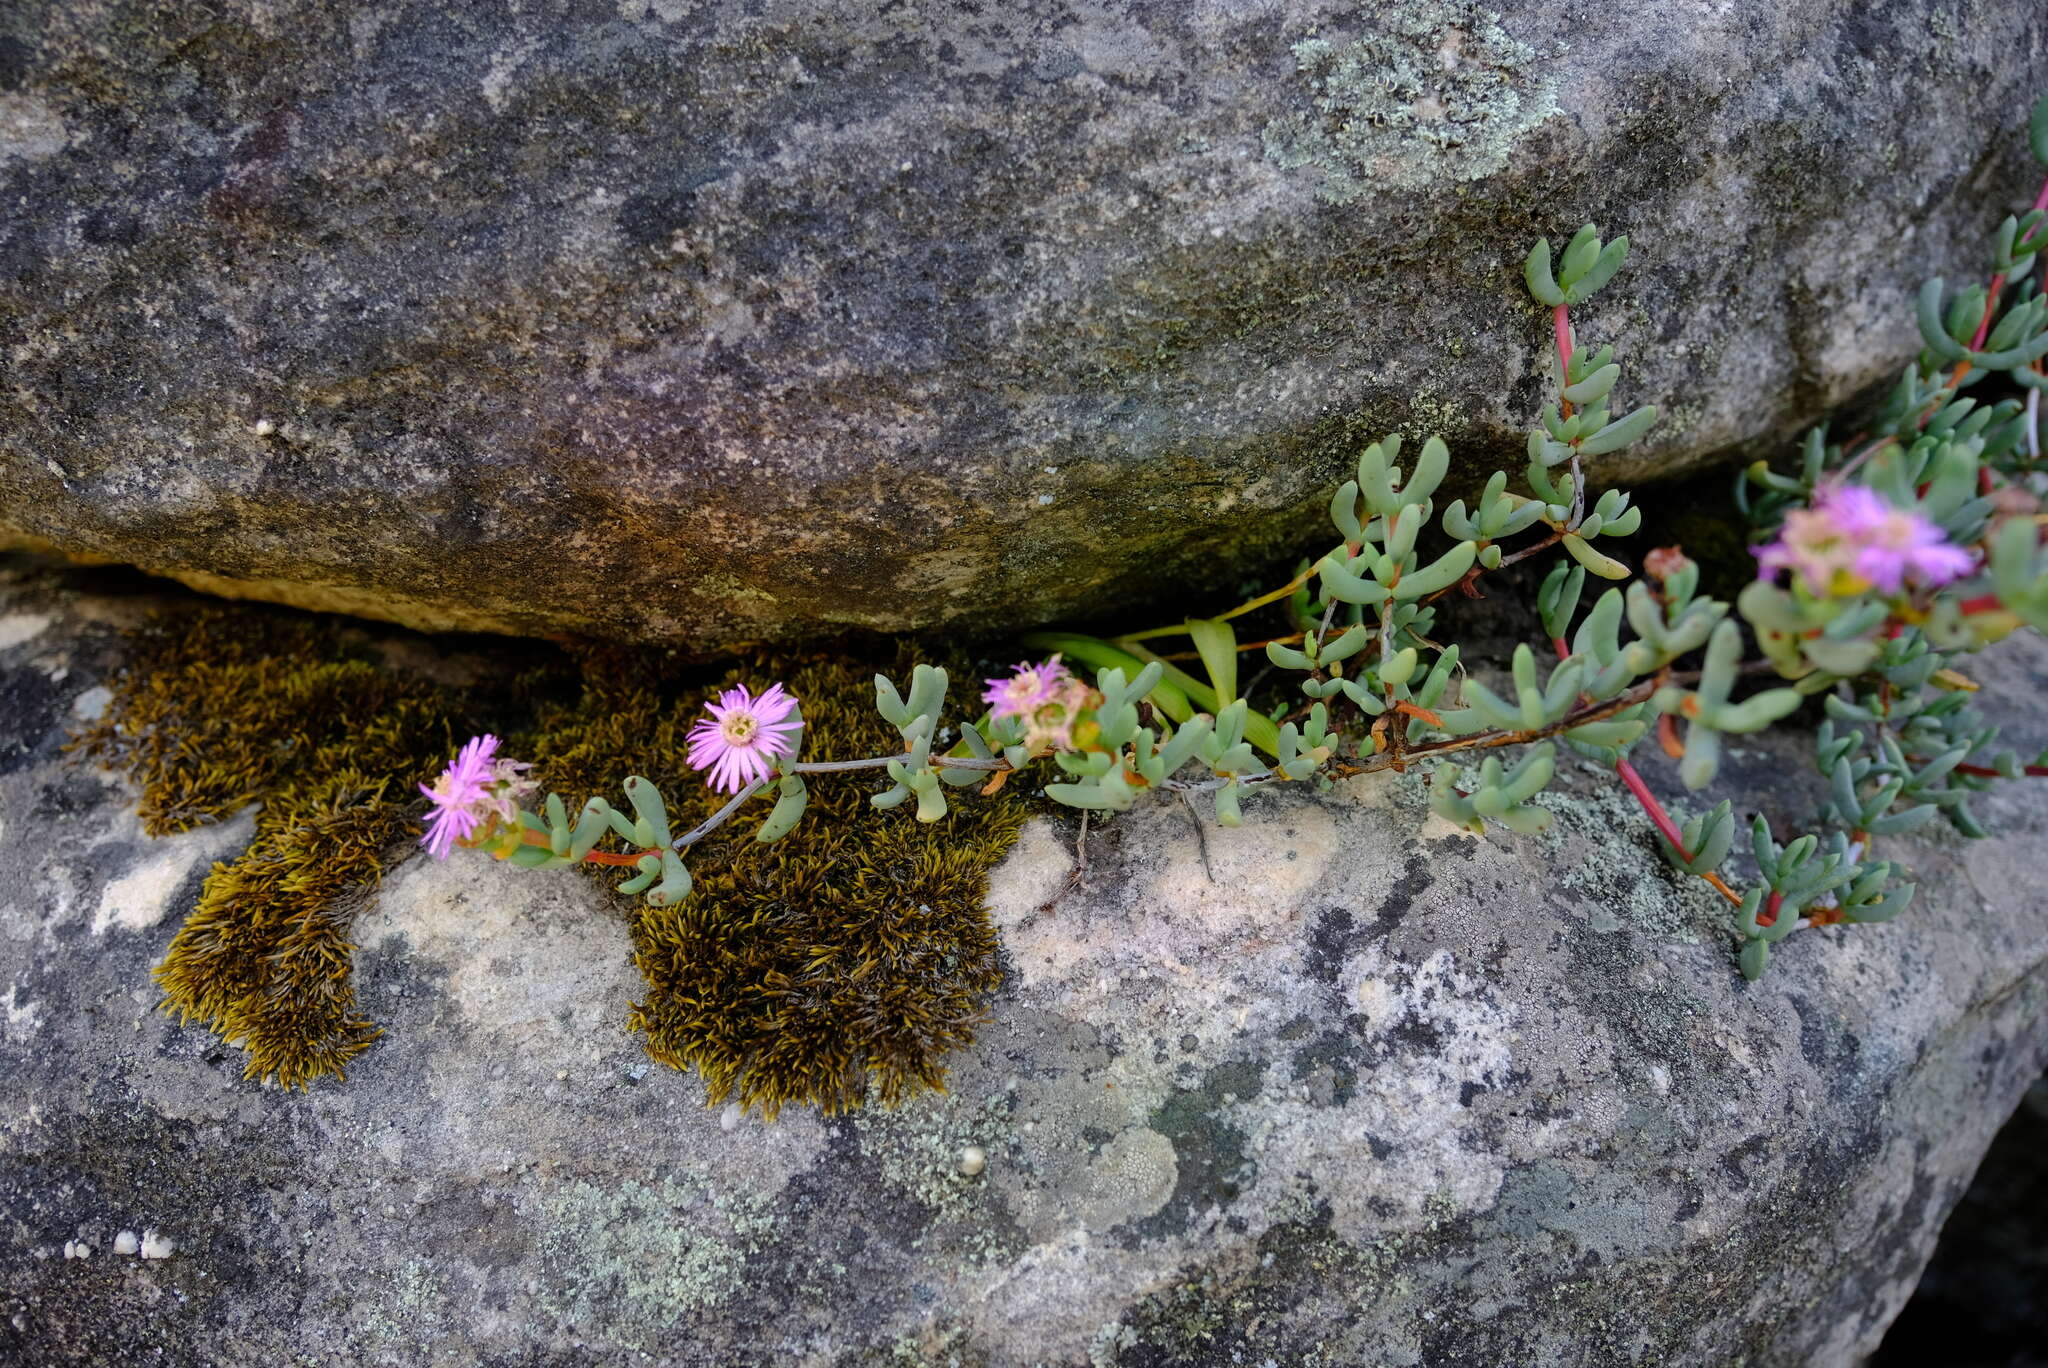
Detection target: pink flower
<box><xmin>1022</xmin><ymin>678</ymin><xmax>1097</xmax><ymax>752</ymax></box>
<box><xmin>687</xmin><ymin>682</ymin><xmax>803</xmax><ymax>793</ymax></box>
<box><xmin>420</xmin><ymin>734</ymin><xmax>513</xmax><ymax>860</ymax></box>
<box><xmin>982</xmin><ymin>656</ymin><xmax>1071</xmax><ymax>719</ymax></box>
<box><xmin>1754</xmin><ymin>484</ymin><xmax>1974</xmax><ymax>597</ymax></box>
<box><xmin>985</xmin><ymin>657</ymin><xmax>1098</xmax><ymax>753</ymax></box>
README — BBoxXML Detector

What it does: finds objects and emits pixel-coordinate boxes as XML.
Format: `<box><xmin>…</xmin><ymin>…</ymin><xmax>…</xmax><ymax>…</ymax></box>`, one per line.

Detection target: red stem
<box><xmin>513</xmin><ymin>826</ymin><xmax>651</xmax><ymax>867</ymax></box>
<box><xmin>1950</xmin><ymin>761</ymin><xmax>2048</xmax><ymax>778</ymax></box>
<box><xmin>1927</xmin><ymin>170</ymin><xmax>2048</xmax><ymax>414</ymax></box>
<box><xmin>1552</xmin><ymin>303</ymin><xmax>1574</xmax><ymax>417</ymax></box>
<box><xmin>580</xmin><ymin>848</ymin><xmax>654</xmax><ymax>867</ymax></box>
<box><xmin>1544</xmin><ymin>634</ymin><xmax>1745</xmax><ymax>909</ymax></box>
<box><xmin>1967</xmin><ymin>273</ymin><xmax>2007</xmax><ymax>352</ymax></box>
<box><xmin>1616</xmin><ymin>758</ymin><xmax>1688</xmax><ymax>852</ymax></box>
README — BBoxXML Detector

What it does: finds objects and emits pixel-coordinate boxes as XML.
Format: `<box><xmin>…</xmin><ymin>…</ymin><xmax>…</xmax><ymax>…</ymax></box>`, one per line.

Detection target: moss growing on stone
<box><xmin>76</xmin><ymin>609</ymin><xmax>1031</xmax><ymax>1112</ymax></box>
<box><xmin>524</xmin><ymin>646</ymin><xmax>1034</xmax><ymax>1120</ymax></box>
<box><xmin>72</xmin><ymin>608</ymin><xmax>461</xmax><ymax>1086</ymax></box>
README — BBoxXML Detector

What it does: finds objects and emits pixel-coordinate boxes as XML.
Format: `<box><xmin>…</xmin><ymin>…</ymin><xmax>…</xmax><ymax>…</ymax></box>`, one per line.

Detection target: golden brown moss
<box><xmin>76</xmin><ymin>611</ymin><xmax>1032</xmax><ymax>1111</ymax></box>
<box><xmin>72</xmin><ymin>609</ymin><xmax>460</xmax><ymax>1086</ymax></box>
<box><xmin>523</xmin><ymin>647</ymin><xmax>1033</xmax><ymax>1119</ymax></box>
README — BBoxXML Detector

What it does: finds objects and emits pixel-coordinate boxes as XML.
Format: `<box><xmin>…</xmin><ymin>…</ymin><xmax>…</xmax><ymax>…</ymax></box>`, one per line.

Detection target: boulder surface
<box><xmin>2</xmin><ymin>2</ymin><xmax>2046</xmax><ymax>643</ymax></box>
<box><xmin>4</xmin><ymin>558</ymin><xmax>2048</xmax><ymax>1365</ymax></box>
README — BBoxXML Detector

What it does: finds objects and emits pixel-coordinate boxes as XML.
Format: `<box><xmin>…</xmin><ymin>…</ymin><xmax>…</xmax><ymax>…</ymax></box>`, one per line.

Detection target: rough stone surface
<box><xmin>4</xmin><ymin>562</ymin><xmax>2048</xmax><ymax>1364</ymax></box>
<box><xmin>1870</xmin><ymin>1072</ymin><xmax>2048</xmax><ymax>1366</ymax></box>
<box><xmin>1</xmin><ymin>2</ymin><xmax>2045</xmax><ymax>645</ymax></box>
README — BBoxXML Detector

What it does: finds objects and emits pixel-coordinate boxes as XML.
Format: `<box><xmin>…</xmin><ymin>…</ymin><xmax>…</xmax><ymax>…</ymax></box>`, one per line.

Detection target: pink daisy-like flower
<box><xmin>487</xmin><ymin>753</ymin><xmax>537</xmax><ymax>820</ymax></box>
<box><xmin>1021</xmin><ymin>676</ymin><xmax>1097</xmax><ymax>753</ymax></box>
<box><xmin>1754</xmin><ymin>484</ymin><xmax>1974</xmax><ymax>598</ymax></box>
<box><xmin>687</xmin><ymin>682</ymin><xmax>803</xmax><ymax>794</ymax></box>
<box><xmin>420</xmin><ymin>734</ymin><xmax>508</xmax><ymax>860</ymax></box>
<box><xmin>982</xmin><ymin>655</ymin><xmax>1071</xmax><ymax>719</ymax></box>
<box><xmin>983</xmin><ymin>657</ymin><xmax>1098</xmax><ymax>753</ymax></box>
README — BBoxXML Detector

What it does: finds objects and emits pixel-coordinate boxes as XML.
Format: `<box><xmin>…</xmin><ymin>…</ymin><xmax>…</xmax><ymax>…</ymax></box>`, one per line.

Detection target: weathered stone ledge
<box><xmin>2</xmin><ymin>561</ymin><xmax>2046</xmax><ymax>1365</ymax></box>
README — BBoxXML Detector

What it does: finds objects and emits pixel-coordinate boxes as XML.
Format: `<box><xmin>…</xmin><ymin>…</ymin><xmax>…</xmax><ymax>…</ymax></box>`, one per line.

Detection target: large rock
<box><xmin>1</xmin><ymin>2</ymin><xmax>2045</xmax><ymax>645</ymax></box>
<box><xmin>4</xmin><ymin>558</ymin><xmax>2048</xmax><ymax>1364</ymax></box>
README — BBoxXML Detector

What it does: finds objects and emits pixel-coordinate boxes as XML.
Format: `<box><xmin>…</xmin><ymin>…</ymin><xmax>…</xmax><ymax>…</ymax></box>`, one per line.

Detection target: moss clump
<box><xmin>72</xmin><ymin>608</ymin><xmax>462</xmax><ymax>1086</ymax></box>
<box><xmin>523</xmin><ymin>646</ymin><xmax>1034</xmax><ymax>1119</ymax></box>
<box><xmin>77</xmin><ymin>609</ymin><xmax>1031</xmax><ymax>1112</ymax></box>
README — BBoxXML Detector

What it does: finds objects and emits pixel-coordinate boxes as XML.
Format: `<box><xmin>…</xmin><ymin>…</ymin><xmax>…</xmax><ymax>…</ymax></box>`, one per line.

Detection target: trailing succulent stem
<box><xmin>431</xmin><ymin>96</ymin><xmax>2048</xmax><ymax>988</ymax></box>
<box><xmin>96</xmin><ymin>96</ymin><xmax>2048</xmax><ymax>1110</ymax></box>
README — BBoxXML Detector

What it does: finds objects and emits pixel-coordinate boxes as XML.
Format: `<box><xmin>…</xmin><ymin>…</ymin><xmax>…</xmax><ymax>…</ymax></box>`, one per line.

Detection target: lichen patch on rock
<box><xmin>5</xmin><ymin>565</ymin><xmax>2048</xmax><ymax>1362</ymax></box>
<box><xmin>1263</xmin><ymin>1</ymin><xmax>1564</xmax><ymax>199</ymax></box>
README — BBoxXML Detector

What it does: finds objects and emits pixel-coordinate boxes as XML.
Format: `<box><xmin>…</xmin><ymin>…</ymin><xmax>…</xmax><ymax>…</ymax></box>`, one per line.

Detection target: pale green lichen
<box><xmin>1400</xmin><ymin>380</ymin><xmax>1474</xmax><ymax>441</ymax></box>
<box><xmin>867</xmin><ymin>1324</ymin><xmax>986</xmax><ymax>1368</ymax></box>
<box><xmin>852</xmin><ymin>1088</ymin><xmax>1022</xmax><ymax>1267</ymax></box>
<box><xmin>535</xmin><ymin>1174</ymin><xmax>778</xmax><ymax>1345</ymax></box>
<box><xmin>1540</xmin><ymin>767</ymin><xmax>1730</xmax><ymax>942</ymax></box>
<box><xmin>1263</xmin><ymin>2</ymin><xmax>1563</xmax><ymax>201</ymax></box>
<box><xmin>358</xmin><ymin>1259</ymin><xmax>449</xmax><ymax>1355</ymax></box>
<box><xmin>1089</xmin><ymin>1321</ymin><xmax>1140</xmax><ymax>1368</ymax></box>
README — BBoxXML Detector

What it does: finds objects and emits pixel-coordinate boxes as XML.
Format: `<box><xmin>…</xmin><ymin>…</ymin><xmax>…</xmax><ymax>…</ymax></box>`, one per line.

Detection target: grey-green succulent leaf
<box><xmin>1524</xmin><ymin>237</ymin><xmax>1566</xmax><ymax>307</ymax></box>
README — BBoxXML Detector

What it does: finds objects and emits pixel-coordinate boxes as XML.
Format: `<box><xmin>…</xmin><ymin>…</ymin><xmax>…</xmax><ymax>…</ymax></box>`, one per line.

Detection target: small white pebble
<box><xmin>957</xmin><ymin>1145</ymin><xmax>987</xmax><ymax>1177</ymax></box>
<box><xmin>554</xmin><ymin>1069</ymin><xmax>569</xmax><ymax>1081</ymax></box>
<box><xmin>70</xmin><ymin>685</ymin><xmax>113</xmax><ymax>720</ymax></box>
<box><xmin>139</xmin><ymin>1230</ymin><xmax>175</xmax><ymax>1259</ymax></box>
<box><xmin>719</xmin><ymin>1103</ymin><xmax>743</xmax><ymax>1132</ymax></box>
<box><xmin>1036</xmin><ymin>493</ymin><xmax>1054</xmax><ymax>505</ymax></box>
<box><xmin>62</xmin><ymin>1240</ymin><xmax>91</xmax><ymax>1260</ymax></box>
<box><xmin>252</xmin><ymin>418</ymin><xmax>276</xmax><ymax>437</ymax></box>
<box><xmin>113</xmin><ymin>1230</ymin><xmax>139</xmax><ymax>1256</ymax></box>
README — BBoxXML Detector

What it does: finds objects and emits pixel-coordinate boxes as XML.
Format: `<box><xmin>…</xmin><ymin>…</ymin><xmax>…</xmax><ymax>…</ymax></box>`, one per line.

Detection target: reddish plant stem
<box><xmin>1757</xmin><ymin>890</ymin><xmax>1784</xmax><ymax>930</ymax></box>
<box><xmin>1553</xmin><ymin>302</ymin><xmax>1574</xmax><ymax>410</ymax></box>
<box><xmin>1614</xmin><ymin>757</ymin><xmax>1686</xmax><ymax>849</ymax></box>
<box><xmin>1835</xmin><ymin>435</ymin><xmax>1898</xmax><ymax>481</ymax></box>
<box><xmin>1616</xmin><ymin>756</ymin><xmax>1746</xmax><ymax>908</ymax></box>
<box><xmin>1944</xmin><ymin>760</ymin><xmax>2048</xmax><ymax>778</ymax></box>
<box><xmin>1543</xmin><ymin>633</ymin><xmax>1747</xmax><ymax>909</ymax></box>
<box><xmin>1368</xmin><ymin>680</ymin><xmax>1658</xmax><ymax>768</ymax></box>
<box><xmin>1494</xmin><ymin>529</ymin><xmax>1567</xmax><ymax>570</ymax></box>
<box><xmin>579</xmin><ymin>848</ymin><xmax>653</xmax><ymax>867</ymax></box>
<box><xmin>512</xmin><ymin>826</ymin><xmax>650</xmax><ymax>866</ymax></box>
<box><xmin>1941</xmin><ymin>271</ymin><xmax>2007</xmax><ymax>396</ymax></box>
<box><xmin>1970</xmin><ymin>273</ymin><xmax>2007</xmax><ymax>351</ymax></box>
<box><xmin>1932</xmin><ymin>171</ymin><xmax>2048</xmax><ymax>405</ymax></box>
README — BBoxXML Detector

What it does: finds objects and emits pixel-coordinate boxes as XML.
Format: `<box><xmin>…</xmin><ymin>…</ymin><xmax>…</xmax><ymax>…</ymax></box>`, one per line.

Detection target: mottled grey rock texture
<box><xmin>4</xmin><ymin>560</ymin><xmax>2048</xmax><ymax>1366</ymax></box>
<box><xmin>1869</xmin><ymin>1073</ymin><xmax>2048</xmax><ymax>1366</ymax></box>
<box><xmin>1</xmin><ymin>2</ymin><xmax>2045</xmax><ymax>644</ymax></box>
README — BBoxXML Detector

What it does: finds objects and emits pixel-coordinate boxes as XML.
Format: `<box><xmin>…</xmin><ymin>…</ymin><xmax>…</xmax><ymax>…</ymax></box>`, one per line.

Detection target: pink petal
<box><xmin>751</xmin><ymin>684</ymin><xmax>798</xmax><ymax>723</ymax></box>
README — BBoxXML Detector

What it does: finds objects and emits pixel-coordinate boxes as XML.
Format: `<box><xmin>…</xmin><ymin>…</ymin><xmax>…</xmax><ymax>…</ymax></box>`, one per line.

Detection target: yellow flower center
<box><xmin>721</xmin><ymin>713</ymin><xmax>759</xmax><ymax>746</ymax></box>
